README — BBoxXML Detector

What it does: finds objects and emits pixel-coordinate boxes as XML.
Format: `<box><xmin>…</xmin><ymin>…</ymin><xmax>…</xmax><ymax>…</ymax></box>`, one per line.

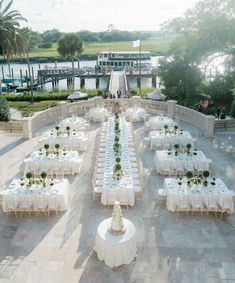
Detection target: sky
<box><xmin>12</xmin><ymin>0</ymin><xmax>199</xmax><ymax>32</ymax></box>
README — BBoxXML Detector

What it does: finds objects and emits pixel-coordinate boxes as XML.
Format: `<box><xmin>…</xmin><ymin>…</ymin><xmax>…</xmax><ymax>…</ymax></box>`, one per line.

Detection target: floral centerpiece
<box><xmin>186</xmin><ymin>143</ymin><xmax>192</xmax><ymax>155</ymax></box>
<box><xmin>26</xmin><ymin>172</ymin><xmax>33</xmax><ymax>186</ymax></box>
<box><xmin>55</xmin><ymin>125</ymin><xmax>60</xmax><ymax>136</ymax></box>
<box><xmin>40</xmin><ymin>171</ymin><xmax>47</xmax><ymax>187</ymax></box>
<box><xmin>113</xmin><ymin>163</ymin><xmax>123</xmax><ymax>180</ymax></box>
<box><xmin>66</xmin><ymin>126</ymin><xmax>70</xmax><ymax>136</ymax></box>
<box><xmin>44</xmin><ymin>144</ymin><xmax>50</xmax><ymax>156</ymax></box>
<box><xmin>55</xmin><ymin>144</ymin><xmax>60</xmax><ymax>155</ymax></box>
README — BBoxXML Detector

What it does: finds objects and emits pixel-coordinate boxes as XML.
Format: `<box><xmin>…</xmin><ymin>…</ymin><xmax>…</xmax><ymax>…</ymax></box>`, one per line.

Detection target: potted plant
<box><xmin>66</xmin><ymin>126</ymin><xmax>70</xmax><ymax>136</ymax></box>
<box><xmin>55</xmin><ymin>144</ymin><xmax>60</xmax><ymax>155</ymax></box>
<box><xmin>55</xmin><ymin>125</ymin><xmax>60</xmax><ymax>136</ymax></box>
<box><xmin>41</xmin><ymin>171</ymin><xmax>47</xmax><ymax>187</ymax></box>
<box><xmin>174</xmin><ymin>125</ymin><xmax>178</xmax><ymax>134</ymax></box>
<box><xmin>203</xmin><ymin>170</ymin><xmax>210</xmax><ymax>179</ymax></box>
<box><xmin>116</xmin><ymin>157</ymin><xmax>121</xmax><ymax>163</ymax></box>
<box><xmin>186</xmin><ymin>171</ymin><xmax>193</xmax><ymax>185</ymax></box>
<box><xmin>186</xmin><ymin>143</ymin><xmax>192</xmax><ymax>155</ymax></box>
<box><xmin>174</xmin><ymin>144</ymin><xmax>179</xmax><ymax>155</ymax></box>
<box><xmin>26</xmin><ymin>172</ymin><xmax>33</xmax><ymax>186</ymax></box>
<box><xmin>44</xmin><ymin>144</ymin><xmax>50</xmax><ymax>156</ymax></box>
<box><xmin>114</xmin><ymin>164</ymin><xmax>122</xmax><ymax>180</ymax></box>
<box><xmin>115</xmin><ymin>136</ymin><xmax>119</xmax><ymax>143</ymax></box>
<box><xmin>164</xmin><ymin>124</ymin><xmax>168</xmax><ymax>134</ymax></box>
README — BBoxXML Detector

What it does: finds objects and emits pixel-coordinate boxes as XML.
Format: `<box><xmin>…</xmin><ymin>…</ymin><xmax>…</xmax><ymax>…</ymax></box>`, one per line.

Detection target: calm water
<box><xmin>0</xmin><ymin>56</ymin><xmax>162</xmax><ymax>91</ymax></box>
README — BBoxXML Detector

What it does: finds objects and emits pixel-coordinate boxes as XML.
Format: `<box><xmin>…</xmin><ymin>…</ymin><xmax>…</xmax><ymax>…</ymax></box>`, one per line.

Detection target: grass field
<box><xmin>28</xmin><ymin>38</ymin><xmax>173</xmax><ymax>58</ymax></box>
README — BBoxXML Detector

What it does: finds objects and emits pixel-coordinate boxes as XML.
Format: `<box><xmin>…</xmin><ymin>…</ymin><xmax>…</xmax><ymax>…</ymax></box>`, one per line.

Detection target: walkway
<box><xmin>109</xmin><ymin>71</ymin><xmax>128</xmax><ymax>98</ymax></box>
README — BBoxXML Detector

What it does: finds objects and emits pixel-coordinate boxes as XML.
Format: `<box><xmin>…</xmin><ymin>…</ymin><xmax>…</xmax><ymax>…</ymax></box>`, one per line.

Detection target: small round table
<box><xmin>94</xmin><ymin>218</ymin><xmax>137</xmax><ymax>268</ymax></box>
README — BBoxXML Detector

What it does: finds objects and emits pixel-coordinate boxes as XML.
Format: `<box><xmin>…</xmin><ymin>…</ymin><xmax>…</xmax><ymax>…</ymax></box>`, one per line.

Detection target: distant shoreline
<box><xmin>0</xmin><ymin>51</ymin><xmax>165</xmax><ymax>64</ymax></box>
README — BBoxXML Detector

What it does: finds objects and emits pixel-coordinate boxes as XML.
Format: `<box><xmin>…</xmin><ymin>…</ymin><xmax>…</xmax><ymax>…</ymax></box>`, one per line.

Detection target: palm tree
<box><xmin>57</xmin><ymin>33</ymin><xmax>83</xmax><ymax>92</ymax></box>
<box><xmin>0</xmin><ymin>0</ymin><xmax>27</xmax><ymax>58</ymax></box>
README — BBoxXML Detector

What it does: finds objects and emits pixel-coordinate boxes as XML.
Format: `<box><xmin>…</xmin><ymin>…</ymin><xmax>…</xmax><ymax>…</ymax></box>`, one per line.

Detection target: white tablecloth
<box><xmin>96</xmin><ymin>117</ymin><xmax>138</xmax><ymax>206</ymax></box>
<box><xmin>94</xmin><ymin>218</ymin><xmax>137</xmax><ymax>268</ymax></box>
<box><xmin>125</xmin><ymin>107</ymin><xmax>146</xmax><ymax>122</ymax></box>
<box><xmin>149</xmin><ymin>116</ymin><xmax>176</xmax><ymax>130</ymax></box>
<box><xmin>154</xmin><ymin>150</ymin><xmax>211</xmax><ymax>174</ymax></box>
<box><xmin>164</xmin><ymin>177</ymin><xmax>234</xmax><ymax>212</ymax></box>
<box><xmin>38</xmin><ymin>132</ymin><xmax>88</xmax><ymax>151</ymax></box>
<box><xmin>149</xmin><ymin>130</ymin><xmax>194</xmax><ymax>149</ymax></box>
<box><xmin>87</xmin><ymin>107</ymin><xmax>109</xmax><ymax>122</ymax></box>
<box><xmin>24</xmin><ymin>151</ymin><xmax>82</xmax><ymax>174</ymax></box>
<box><xmin>60</xmin><ymin>117</ymin><xmax>89</xmax><ymax>131</ymax></box>
<box><xmin>1</xmin><ymin>178</ymin><xmax>70</xmax><ymax>212</ymax></box>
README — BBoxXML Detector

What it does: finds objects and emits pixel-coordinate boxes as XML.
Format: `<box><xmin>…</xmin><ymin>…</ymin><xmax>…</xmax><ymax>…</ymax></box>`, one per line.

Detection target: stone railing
<box><xmin>0</xmin><ymin>121</ymin><xmax>23</xmax><ymax>134</ymax></box>
<box><xmin>214</xmin><ymin>119</ymin><xmax>235</xmax><ymax>131</ymax></box>
<box><xmin>8</xmin><ymin>97</ymin><xmax>216</xmax><ymax>139</ymax></box>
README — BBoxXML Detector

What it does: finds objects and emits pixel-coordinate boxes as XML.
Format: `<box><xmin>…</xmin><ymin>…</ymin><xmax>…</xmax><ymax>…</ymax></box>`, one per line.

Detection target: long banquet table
<box><xmin>149</xmin><ymin>130</ymin><xmax>194</xmax><ymax>149</ymax></box>
<box><xmin>154</xmin><ymin>150</ymin><xmax>211</xmax><ymax>174</ymax></box>
<box><xmin>38</xmin><ymin>131</ymin><xmax>88</xmax><ymax>151</ymax></box>
<box><xmin>24</xmin><ymin>151</ymin><xmax>82</xmax><ymax>175</ymax></box>
<box><xmin>95</xmin><ymin>117</ymin><xmax>139</xmax><ymax>206</ymax></box>
<box><xmin>164</xmin><ymin>177</ymin><xmax>234</xmax><ymax>213</ymax></box>
<box><xmin>1</xmin><ymin>178</ymin><xmax>70</xmax><ymax>212</ymax></box>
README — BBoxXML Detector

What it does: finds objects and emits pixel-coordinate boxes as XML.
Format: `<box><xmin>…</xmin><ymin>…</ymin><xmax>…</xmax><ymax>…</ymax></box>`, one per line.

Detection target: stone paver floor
<box><xmin>0</xmin><ymin>118</ymin><xmax>234</xmax><ymax>283</ymax></box>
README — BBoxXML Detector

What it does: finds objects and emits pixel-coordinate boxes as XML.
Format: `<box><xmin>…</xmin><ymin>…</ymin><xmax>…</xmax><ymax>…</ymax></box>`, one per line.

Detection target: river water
<box><xmin>0</xmin><ymin>56</ymin><xmax>162</xmax><ymax>91</ymax></box>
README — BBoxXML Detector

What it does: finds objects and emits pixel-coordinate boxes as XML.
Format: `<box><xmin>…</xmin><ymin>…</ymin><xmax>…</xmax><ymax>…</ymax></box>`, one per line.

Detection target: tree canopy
<box><xmin>158</xmin><ymin>0</ymin><xmax>235</xmax><ymax>110</ymax></box>
<box><xmin>0</xmin><ymin>0</ymin><xmax>27</xmax><ymax>58</ymax></box>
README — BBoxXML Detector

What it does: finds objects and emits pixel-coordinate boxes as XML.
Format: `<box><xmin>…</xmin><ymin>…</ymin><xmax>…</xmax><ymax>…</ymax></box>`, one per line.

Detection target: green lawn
<box><xmin>27</xmin><ymin>38</ymin><xmax>172</xmax><ymax>58</ymax></box>
<box><xmin>8</xmin><ymin>100</ymin><xmax>60</xmax><ymax>115</ymax></box>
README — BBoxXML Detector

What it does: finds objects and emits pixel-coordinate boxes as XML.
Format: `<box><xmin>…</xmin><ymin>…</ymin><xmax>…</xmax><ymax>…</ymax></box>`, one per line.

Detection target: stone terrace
<box><xmin>0</xmin><ymin>118</ymin><xmax>234</xmax><ymax>283</ymax></box>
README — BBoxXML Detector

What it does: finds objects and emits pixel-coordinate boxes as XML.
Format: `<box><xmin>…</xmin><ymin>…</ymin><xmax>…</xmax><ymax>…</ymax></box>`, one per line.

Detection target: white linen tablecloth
<box><xmin>97</xmin><ymin>117</ymin><xmax>138</xmax><ymax>206</ymax></box>
<box><xmin>149</xmin><ymin>130</ymin><xmax>194</xmax><ymax>149</ymax></box>
<box><xmin>164</xmin><ymin>177</ymin><xmax>234</xmax><ymax>212</ymax></box>
<box><xmin>125</xmin><ymin>107</ymin><xmax>146</xmax><ymax>122</ymax></box>
<box><xmin>38</xmin><ymin>132</ymin><xmax>88</xmax><ymax>151</ymax></box>
<box><xmin>24</xmin><ymin>151</ymin><xmax>82</xmax><ymax>174</ymax></box>
<box><xmin>154</xmin><ymin>150</ymin><xmax>211</xmax><ymax>174</ymax></box>
<box><xmin>94</xmin><ymin>218</ymin><xmax>137</xmax><ymax>268</ymax></box>
<box><xmin>60</xmin><ymin>117</ymin><xmax>89</xmax><ymax>131</ymax></box>
<box><xmin>1</xmin><ymin>178</ymin><xmax>70</xmax><ymax>212</ymax></box>
<box><xmin>149</xmin><ymin>116</ymin><xmax>176</xmax><ymax>130</ymax></box>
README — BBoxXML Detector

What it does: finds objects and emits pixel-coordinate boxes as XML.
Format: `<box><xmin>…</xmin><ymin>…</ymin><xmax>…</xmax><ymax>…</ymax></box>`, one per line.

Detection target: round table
<box><xmin>94</xmin><ymin>217</ymin><xmax>137</xmax><ymax>268</ymax></box>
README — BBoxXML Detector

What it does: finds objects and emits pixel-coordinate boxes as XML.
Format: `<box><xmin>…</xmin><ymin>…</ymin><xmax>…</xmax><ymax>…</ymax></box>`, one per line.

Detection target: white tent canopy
<box><xmin>67</xmin><ymin>91</ymin><xmax>88</xmax><ymax>100</ymax></box>
<box><xmin>147</xmin><ymin>90</ymin><xmax>166</xmax><ymax>101</ymax></box>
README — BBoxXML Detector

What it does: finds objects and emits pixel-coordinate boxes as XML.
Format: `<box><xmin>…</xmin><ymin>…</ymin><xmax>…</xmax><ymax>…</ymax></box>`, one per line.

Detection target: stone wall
<box><xmin>5</xmin><ymin>97</ymin><xmax>216</xmax><ymax>139</ymax></box>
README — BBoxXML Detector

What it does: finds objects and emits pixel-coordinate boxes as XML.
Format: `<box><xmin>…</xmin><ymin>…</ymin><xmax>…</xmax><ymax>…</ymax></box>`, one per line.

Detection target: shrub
<box><xmin>0</xmin><ymin>97</ymin><xmax>10</xmax><ymax>121</ymax></box>
<box><xmin>41</xmin><ymin>171</ymin><xmax>47</xmax><ymax>179</ymax></box>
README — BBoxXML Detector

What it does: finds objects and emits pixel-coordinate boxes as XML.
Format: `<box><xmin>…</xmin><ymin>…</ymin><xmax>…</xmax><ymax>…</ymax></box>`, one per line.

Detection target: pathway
<box><xmin>109</xmin><ymin>71</ymin><xmax>127</xmax><ymax>98</ymax></box>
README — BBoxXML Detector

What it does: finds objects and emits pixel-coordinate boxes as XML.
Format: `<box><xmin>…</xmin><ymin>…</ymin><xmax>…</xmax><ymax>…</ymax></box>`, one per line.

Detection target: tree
<box><xmin>157</xmin><ymin>56</ymin><xmax>202</xmax><ymax>105</ymax></box>
<box><xmin>159</xmin><ymin>0</ymin><xmax>235</xmax><ymax>107</ymax></box>
<box><xmin>57</xmin><ymin>33</ymin><xmax>83</xmax><ymax>92</ymax></box>
<box><xmin>0</xmin><ymin>97</ymin><xmax>10</xmax><ymax>121</ymax></box>
<box><xmin>0</xmin><ymin>0</ymin><xmax>27</xmax><ymax>58</ymax></box>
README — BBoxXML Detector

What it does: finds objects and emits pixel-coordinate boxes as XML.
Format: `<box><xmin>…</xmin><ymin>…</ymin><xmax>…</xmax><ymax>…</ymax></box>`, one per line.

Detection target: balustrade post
<box><xmin>167</xmin><ymin>100</ymin><xmax>177</xmax><ymax>119</ymax></box>
<box><xmin>204</xmin><ymin>115</ymin><xmax>215</xmax><ymax>137</ymax></box>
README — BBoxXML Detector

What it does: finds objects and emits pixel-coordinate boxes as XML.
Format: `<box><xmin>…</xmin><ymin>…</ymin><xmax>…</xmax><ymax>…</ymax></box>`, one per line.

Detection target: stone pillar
<box><xmin>204</xmin><ymin>115</ymin><xmax>215</xmax><ymax>137</ymax></box>
<box><xmin>167</xmin><ymin>100</ymin><xmax>177</xmax><ymax>119</ymax></box>
<box><xmin>59</xmin><ymin>101</ymin><xmax>68</xmax><ymax>118</ymax></box>
<box><xmin>21</xmin><ymin>118</ymin><xmax>32</xmax><ymax>139</ymax></box>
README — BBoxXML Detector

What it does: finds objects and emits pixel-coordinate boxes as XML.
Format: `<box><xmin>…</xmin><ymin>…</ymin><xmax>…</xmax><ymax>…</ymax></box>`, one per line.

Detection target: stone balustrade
<box><xmin>1</xmin><ymin>97</ymin><xmax>219</xmax><ymax>139</ymax></box>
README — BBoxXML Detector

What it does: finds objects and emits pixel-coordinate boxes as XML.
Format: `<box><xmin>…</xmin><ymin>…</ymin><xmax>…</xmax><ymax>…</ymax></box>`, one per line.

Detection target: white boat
<box><xmin>97</xmin><ymin>51</ymin><xmax>151</xmax><ymax>70</ymax></box>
